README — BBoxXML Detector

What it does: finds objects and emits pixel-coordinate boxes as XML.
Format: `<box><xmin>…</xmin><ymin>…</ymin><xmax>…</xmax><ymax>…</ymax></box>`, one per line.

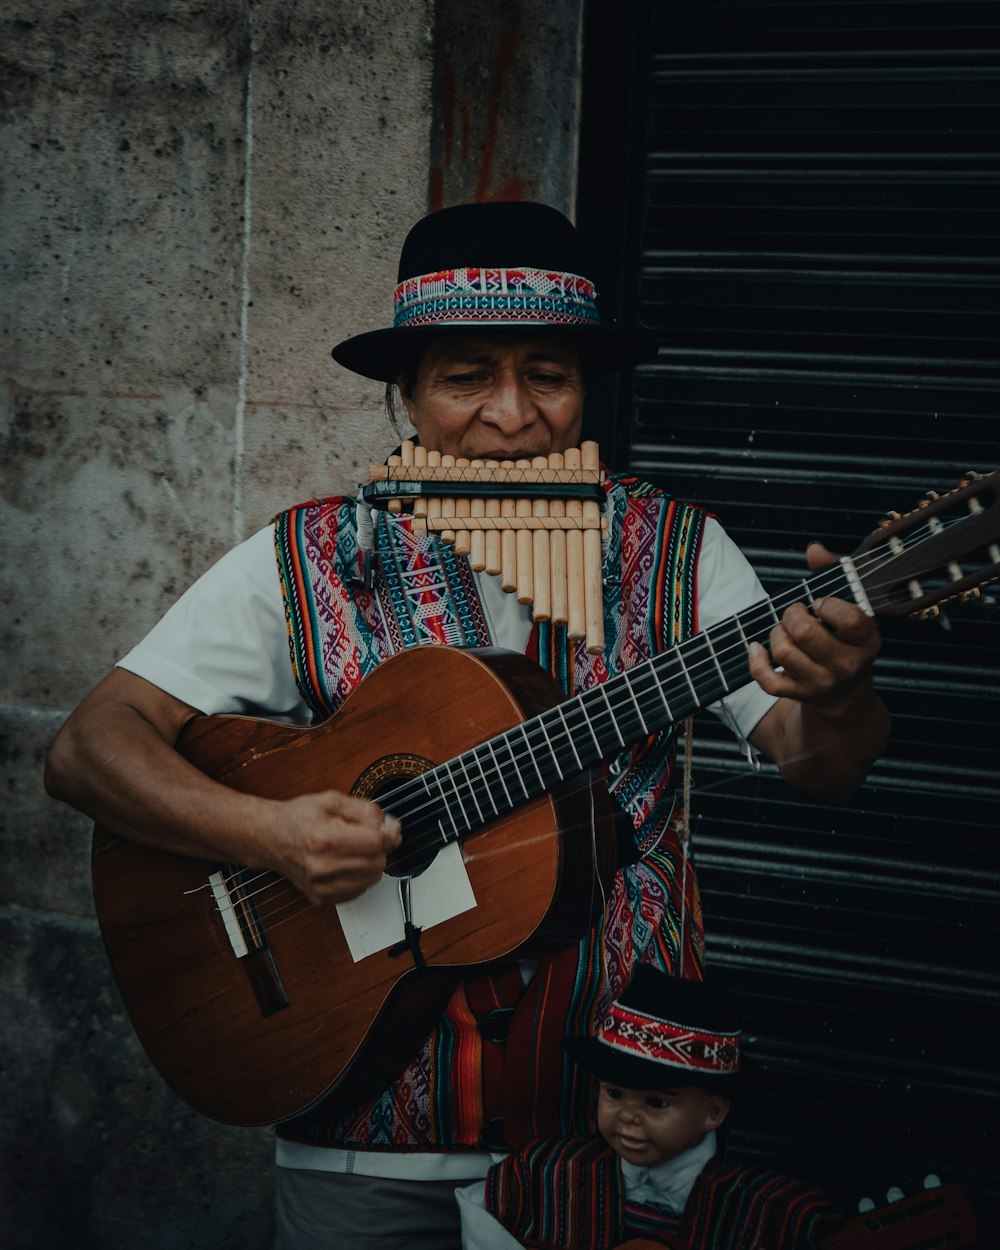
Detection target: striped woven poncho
<box><xmin>485</xmin><ymin>1134</ymin><xmax>845</xmax><ymax>1249</ymax></box>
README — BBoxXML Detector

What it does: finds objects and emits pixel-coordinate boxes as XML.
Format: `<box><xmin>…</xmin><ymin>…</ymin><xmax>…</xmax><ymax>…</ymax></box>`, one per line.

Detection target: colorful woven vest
<box><xmin>484</xmin><ymin>1136</ymin><xmax>845</xmax><ymax>1250</ymax></box>
<box><xmin>274</xmin><ymin>476</ymin><xmax>708</xmax><ymax>1150</ymax></box>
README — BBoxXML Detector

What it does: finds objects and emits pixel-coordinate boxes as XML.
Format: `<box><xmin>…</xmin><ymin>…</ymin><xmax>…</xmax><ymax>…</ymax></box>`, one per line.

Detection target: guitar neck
<box><xmin>384</xmin><ymin>563</ymin><xmax>856</xmax><ymax>848</ymax></box>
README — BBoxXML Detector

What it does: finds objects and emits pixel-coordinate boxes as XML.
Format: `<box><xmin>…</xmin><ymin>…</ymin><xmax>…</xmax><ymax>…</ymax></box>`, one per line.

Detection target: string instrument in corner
<box><xmin>91</xmin><ymin>469</ymin><xmax>1000</xmax><ymax>1127</ymax></box>
<box><xmin>610</xmin><ymin>1180</ymin><xmax>977</xmax><ymax>1250</ymax></box>
<box><xmin>822</xmin><ymin>1181</ymin><xmax>977</xmax><ymax>1249</ymax></box>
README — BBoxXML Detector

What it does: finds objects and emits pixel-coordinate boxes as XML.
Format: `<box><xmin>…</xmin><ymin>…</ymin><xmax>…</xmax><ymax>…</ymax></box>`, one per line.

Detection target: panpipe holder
<box><xmin>361</xmin><ymin>480</ymin><xmax>606</xmax><ymax>508</ymax></box>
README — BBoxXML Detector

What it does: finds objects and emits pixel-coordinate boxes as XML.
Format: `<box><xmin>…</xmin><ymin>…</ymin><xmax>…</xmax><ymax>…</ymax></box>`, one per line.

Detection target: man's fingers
<box><xmin>316</xmin><ymin>790</ymin><xmax>402</xmax><ymax>845</ymax></box>
<box><xmin>805</xmin><ymin>540</ymin><xmax>838</xmax><ymax>572</ymax></box>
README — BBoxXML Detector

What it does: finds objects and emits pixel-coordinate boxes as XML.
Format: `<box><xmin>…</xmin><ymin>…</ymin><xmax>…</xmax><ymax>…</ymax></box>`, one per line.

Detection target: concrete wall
<box><xmin>1</xmin><ymin>1</ymin><xmax>583</xmax><ymax>1245</ymax></box>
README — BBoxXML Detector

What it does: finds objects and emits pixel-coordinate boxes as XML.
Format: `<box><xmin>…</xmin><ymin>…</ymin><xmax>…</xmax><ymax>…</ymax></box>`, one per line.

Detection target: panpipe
<box><xmin>363</xmin><ymin>440</ymin><xmax>607</xmax><ymax>654</ymax></box>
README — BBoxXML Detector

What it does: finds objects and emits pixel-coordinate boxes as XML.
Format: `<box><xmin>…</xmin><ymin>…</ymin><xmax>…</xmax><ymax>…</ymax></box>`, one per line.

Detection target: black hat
<box><xmin>331</xmin><ymin>201</ymin><xmax>657</xmax><ymax>382</ymax></box>
<box><xmin>566</xmin><ymin>969</ymin><xmax>742</xmax><ymax>1094</ymax></box>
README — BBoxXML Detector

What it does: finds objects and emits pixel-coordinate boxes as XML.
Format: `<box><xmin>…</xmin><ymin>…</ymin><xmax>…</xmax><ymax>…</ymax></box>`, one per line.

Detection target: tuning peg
<box><xmin>878</xmin><ymin>510</ymin><xmax>902</xmax><ymax>528</ymax></box>
<box><xmin>858</xmin><ymin>1197</ymin><xmax>875</xmax><ymax>1212</ymax></box>
<box><xmin>924</xmin><ymin>1173</ymin><xmax>942</xmax><ymax>1189</ymax></box>
<box><xmin>887</xmin><ymin>1186</ymin><xmax>905</xmax><ymax>1202</ymax></box>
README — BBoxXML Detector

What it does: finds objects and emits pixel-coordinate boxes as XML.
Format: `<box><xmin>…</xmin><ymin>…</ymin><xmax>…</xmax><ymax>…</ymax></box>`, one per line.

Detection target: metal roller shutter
<box><xmin>578</xmin><ymin>0</ymin><xmax>999</xmax><ymax>1231</ymax></box>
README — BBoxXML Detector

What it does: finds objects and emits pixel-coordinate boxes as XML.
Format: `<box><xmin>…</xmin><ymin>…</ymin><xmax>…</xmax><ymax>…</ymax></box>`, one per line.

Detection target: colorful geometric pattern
<box><xmin>274</xmin><ymin>503</ymin><xmax>492</xmax><ymax>719</ymax></box>
<box><xmin>595</xmin><ymin>1000</ymin><xmax>741</xmax><ymax>1076</ymax></box>
<box><xmin>393</xmin><ymin>267</ymin><xmax>600</xmax><ymax>329</ymax></box>
<box><xmin>273</xmin><ymin>477</ymin><xmax>709</xmax><ymax>1151</ymax></box>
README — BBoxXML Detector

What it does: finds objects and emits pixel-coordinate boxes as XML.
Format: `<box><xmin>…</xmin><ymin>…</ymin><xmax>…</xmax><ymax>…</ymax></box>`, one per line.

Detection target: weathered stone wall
<box><xmin>1</xmin><ymin>0</ymin><xmax>584</xmax><ymax>1245</ymax></box>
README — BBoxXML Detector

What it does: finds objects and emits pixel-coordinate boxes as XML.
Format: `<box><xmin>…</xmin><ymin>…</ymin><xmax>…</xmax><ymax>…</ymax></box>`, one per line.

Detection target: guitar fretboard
<box><xmin>382</xmin><ymin>562</ymin><xmax>854</xmax><ymax>853</ymax></box>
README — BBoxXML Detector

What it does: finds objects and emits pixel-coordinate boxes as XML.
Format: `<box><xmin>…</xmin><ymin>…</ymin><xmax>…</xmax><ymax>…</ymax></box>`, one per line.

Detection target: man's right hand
<box><xmin>265</xmin><ymin>789</ymin><xmax>401</xmax><ymax>905</ymax></box>
<box><xmin>45</xmin><ymin>668</ymin><xmax>400</xmax><ymax>907</ymax></box>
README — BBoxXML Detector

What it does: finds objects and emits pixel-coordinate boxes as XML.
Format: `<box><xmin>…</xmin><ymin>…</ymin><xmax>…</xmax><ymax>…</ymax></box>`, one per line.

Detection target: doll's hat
<box><xmin>566</xmin><ymin>970</ymin><xmax>742</xmax><ymax>1094</ymax></box>
<box><xmin>331</xmin><ymin>201</ymin><xmax>657</xmax><ymax>382</ymax></box>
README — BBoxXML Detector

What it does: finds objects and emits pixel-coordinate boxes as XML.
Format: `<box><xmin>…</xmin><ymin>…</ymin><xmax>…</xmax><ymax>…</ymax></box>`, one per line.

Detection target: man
<box><xmin>45</xmin><ymin>201</ymin><xmax>889</xmax><ymax>1248</ymax></box>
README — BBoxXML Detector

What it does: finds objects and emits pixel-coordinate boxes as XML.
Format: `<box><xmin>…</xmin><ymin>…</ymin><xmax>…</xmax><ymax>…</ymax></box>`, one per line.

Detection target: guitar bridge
<box><xmin>209</xmin><ymin>867</ymin><xmax>290</xmax><ymax>1016</ymax></box>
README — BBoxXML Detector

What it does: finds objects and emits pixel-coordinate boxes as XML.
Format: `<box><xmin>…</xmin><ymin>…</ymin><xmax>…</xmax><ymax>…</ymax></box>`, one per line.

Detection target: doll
<box><xmin>457</xmin><ymin>969</ymin><xmax>843</xmax><ymax>1249</ymax></box>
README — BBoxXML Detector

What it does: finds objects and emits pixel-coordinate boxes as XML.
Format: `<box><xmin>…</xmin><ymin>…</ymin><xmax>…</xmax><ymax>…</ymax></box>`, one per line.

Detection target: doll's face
<box><xmin>596</xmin><ymin>1081</ymin><xmax>730</xmax><ymax>1167</ymax></box>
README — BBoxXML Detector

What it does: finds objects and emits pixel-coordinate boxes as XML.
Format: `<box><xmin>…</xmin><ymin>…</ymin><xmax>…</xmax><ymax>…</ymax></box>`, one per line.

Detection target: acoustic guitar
<box><xmin>92</xmin><ymin>473</ymin><xmax>999</xmax><ymax>1126</ymax></box>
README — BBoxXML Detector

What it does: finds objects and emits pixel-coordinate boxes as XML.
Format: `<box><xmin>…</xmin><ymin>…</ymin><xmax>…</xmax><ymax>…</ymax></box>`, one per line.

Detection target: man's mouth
<box><xmin>470</xmin><ymin>447</ymin><xmax>549</xmax><ymax>463</ymax></box>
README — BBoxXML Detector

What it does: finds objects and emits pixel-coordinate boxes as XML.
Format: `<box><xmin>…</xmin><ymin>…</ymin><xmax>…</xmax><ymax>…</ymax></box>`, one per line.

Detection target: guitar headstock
<box><xmin>851</xmin><ymin>471</ymin><xmax>1000</xmax><ymax>618</ymax></box>
<box><xmin>821</xmin><ymin>1182</ymin><xmax>976</xmax><ymax>1250</ymax></box>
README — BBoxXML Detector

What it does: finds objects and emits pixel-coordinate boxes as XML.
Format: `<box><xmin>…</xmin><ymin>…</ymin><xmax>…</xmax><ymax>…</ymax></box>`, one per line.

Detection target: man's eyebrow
<box><xmin>523</xmin><ymin>350</ymin><xmax>576</xmax><ymax>365</ymax></box>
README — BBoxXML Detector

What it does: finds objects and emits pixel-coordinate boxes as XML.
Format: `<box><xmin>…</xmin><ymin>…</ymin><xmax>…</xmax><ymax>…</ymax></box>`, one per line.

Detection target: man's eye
<box><xmin>531</xmin><ymin>372</ymin><xmax>567</xmax><ymax>385</ymax></box>
<box><xmin>646</xmin><ymin>1097</ymin><xmax>669</xmax><ymax>1110</ymax></box>
<box><xmin>603</xmin><ymin>1086</ymin><xmax>625</xmax><ymax>1101</ymax></box>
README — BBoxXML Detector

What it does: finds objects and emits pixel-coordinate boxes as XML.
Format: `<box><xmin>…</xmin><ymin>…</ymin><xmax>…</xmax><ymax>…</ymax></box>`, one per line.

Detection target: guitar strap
<box><xmin>463</xmin><ymin>943</ymin><xmax>601</xmax><ymax>1151</ymax></box>
<box><xmin>463</xmin><ymin>963</ymin><xmax>528</xmax><ymax>1148</ymax></box>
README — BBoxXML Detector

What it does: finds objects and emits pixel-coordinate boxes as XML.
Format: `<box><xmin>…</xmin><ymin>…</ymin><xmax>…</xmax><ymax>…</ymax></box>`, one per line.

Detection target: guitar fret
<box><xmin>675</xmin><ymin>647</ymin><xmax>698</xmax><ymax>704</ymax></box>
<box><xmin>456</xmin><ymin>755</ymin><xmax>486</xmax><ymax>826</ymax></box>
<box><xmin>520</xmin><ymin>723</ymin><xmax>548</xmax><ymax>791</ymax></box>
<box><xmin>710</xmin><ymin>617</ymin><xmax>754</xmax><ymax>693</ymax></box>
<box><xmin>554</xmin><ymin>705</ymin><xmax>583</xmax><ymax>772</ymax></box>
<box><xmin>536</xmin><ymin>717</ymin><xmax>565</xmax><ymax>781</ymax></box>
<box><xmin>502</xmin><ymin>731</ymin><xmax>532</xmax><ymax>803</ymax></box>
<box><xmin>577</xmin><ymin>700</ymin><xmax>603</xmax><ymax>758</ymax></box>
<box><xmin>496</xmin><ymin>726</ymin><xmax>534</xmax><ymax>801</ymax></box>
<box><xmin>621</xmin><ymin>670</ymin><xmax>650</xmax><ymax>736</ymax></box>
<box><xmin>596</xmin><ymin>685</ymin><xmax>626</xmax><ymax>748</ymax></box>
<box><xmin>419</xmin><ymin>771</ymin><xmax>454</xmax><ymax>844</ymax></box>
<box><xmin>436</xmin><ymin>763</ymin><xmax>464</xmax><ymax>839</ymax></box>
<box><xmin>484</xmin><ymin>738</ymin><xmax>515</xmax><ymax>809</ymax></box>
<box><xmin>703</xmin><ymin>632</ymin><xmax>729</xmax><ymax>692</ymax></box>
<box><xmin>647</xmin><ymin>661</ymin><xmax>672</xmax><ymax>721</ymax></box>
<box><xmin>469</xmin><ymin>745</ymin><xmax>501</xmax><ymax>817</ymax></box>
<box><xmin>551</xmin><ymin>706</ymin><xmax>585</xmax><ymax>776</ymax></box>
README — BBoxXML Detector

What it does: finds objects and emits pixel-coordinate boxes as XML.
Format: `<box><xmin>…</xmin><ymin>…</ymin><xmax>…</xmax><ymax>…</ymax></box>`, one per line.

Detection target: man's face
<box><xmin>399</xmin><ymin>333</ymin><xmax>585</xmax><ymax>460</ymax></box>
<box><xmin>596</xmin><ymin>1080</ymin><xmax>730</xmax><ymax>1168</ymax></box>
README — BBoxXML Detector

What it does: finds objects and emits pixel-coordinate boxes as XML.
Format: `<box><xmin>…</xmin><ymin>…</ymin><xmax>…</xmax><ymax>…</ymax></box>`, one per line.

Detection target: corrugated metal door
<box><xmin>577</xmin><ymin>0</ymin><xmax>1000</xmax><ymax>1232</ymax></box>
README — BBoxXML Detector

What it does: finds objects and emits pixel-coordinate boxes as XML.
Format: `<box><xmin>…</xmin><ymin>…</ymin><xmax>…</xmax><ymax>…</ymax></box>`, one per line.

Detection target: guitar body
<box><xmin>92</xmin><ymin>646</ymin><xmax>616</xmax><ymax>1126</ymax></box>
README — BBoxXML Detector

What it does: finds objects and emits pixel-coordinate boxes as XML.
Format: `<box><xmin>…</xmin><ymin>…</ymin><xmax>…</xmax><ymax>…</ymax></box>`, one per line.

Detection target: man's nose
<box><xmin>479</xmin><ymin>379</ymin><xmax>535</xmax><ymax>430</ymax></box>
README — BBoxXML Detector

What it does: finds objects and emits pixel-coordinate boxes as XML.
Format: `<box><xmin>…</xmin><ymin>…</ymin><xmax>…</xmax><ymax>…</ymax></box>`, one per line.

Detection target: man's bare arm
<box><xmin>44</xmin><ymin>668</ymin><xmax>400</xmax><ymax>904</ymax></box>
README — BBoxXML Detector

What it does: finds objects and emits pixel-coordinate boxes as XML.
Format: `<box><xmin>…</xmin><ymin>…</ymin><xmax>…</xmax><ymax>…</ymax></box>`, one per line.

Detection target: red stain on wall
<box><xmin>430</xmin><ymin>24</ymin><xmax>528</xmax><ymax>210</ymax></box>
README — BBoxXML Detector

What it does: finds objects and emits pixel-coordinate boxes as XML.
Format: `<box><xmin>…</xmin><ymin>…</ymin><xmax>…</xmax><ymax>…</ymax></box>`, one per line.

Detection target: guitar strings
<box><xmin>214</xmin><ymin>719</ymin><xmax>845</xmax><ymax>941</ymax></box>
<box><xmin>207</xmin><ymin>507</ymin><xmax>987</xmax><ymax>917</ymax></box>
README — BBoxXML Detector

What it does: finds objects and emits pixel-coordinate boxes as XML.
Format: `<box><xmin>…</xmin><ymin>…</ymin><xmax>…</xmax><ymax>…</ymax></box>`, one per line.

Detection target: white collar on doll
<box><xmin>619</xmin><ymin>1130</ymin><xmax>717</xmax><ymax>1215</ymax></box>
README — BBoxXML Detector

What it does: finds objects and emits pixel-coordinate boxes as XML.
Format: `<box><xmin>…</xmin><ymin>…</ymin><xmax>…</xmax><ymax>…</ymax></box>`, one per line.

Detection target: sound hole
<box><xmin>352</xmin><ymin>752</ymin><xmax>438</xmax><ymax>879</ymax></box>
